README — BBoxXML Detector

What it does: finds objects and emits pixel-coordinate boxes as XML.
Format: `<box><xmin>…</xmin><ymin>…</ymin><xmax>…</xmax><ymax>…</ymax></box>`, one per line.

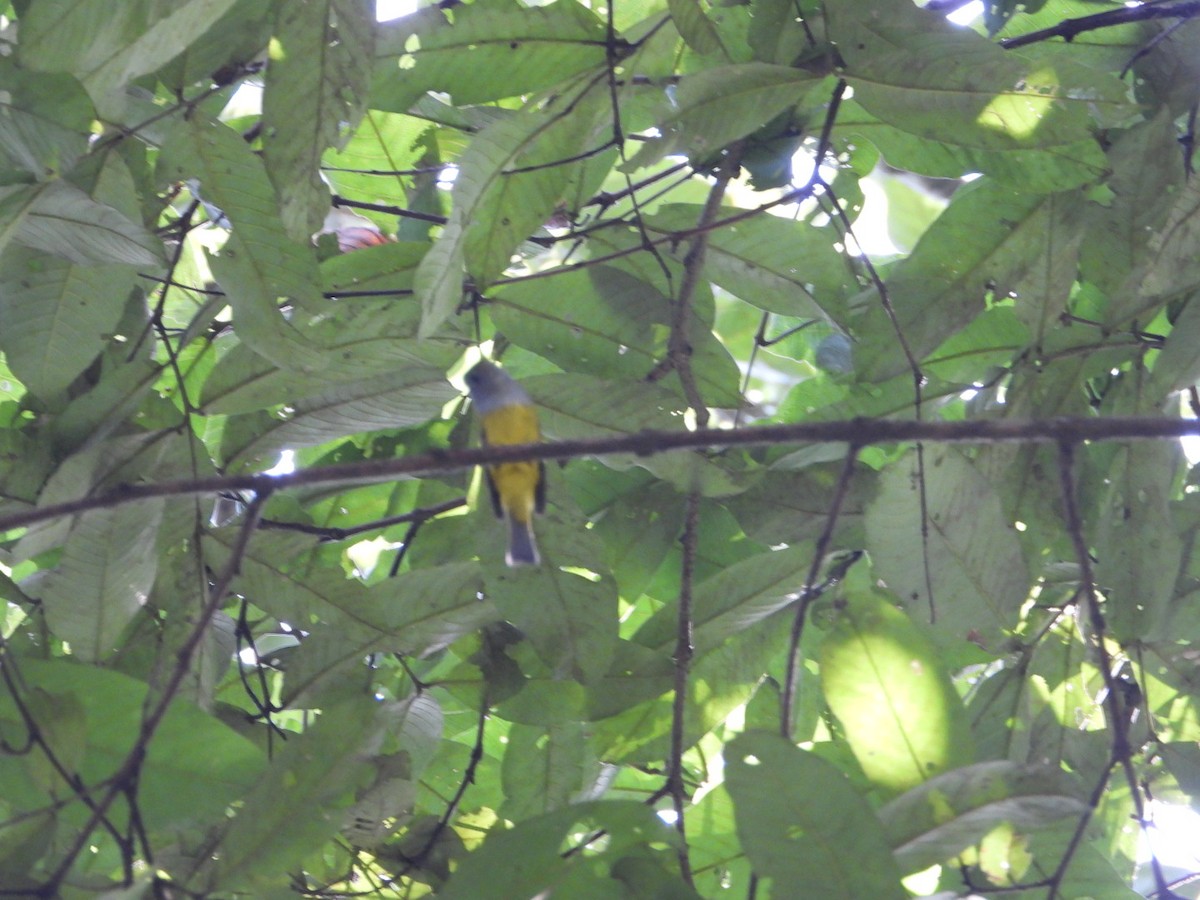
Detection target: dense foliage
<box><xmin>1</xmin><ymin>0</ymin><xmax>1199</xmax><ymax>896</ymax></box>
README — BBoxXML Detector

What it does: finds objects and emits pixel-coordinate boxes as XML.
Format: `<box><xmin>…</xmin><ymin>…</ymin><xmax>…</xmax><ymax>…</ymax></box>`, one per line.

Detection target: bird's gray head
<box><xmin>464</xmin><ymin>360</ymin><xmax>531</xmax><ymax>413</ymax></box>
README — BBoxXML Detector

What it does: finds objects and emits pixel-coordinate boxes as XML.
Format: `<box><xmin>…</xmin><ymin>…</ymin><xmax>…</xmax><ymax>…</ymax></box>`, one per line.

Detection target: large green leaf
<box><xmin>0</xmin><ymin>247</ymin><xmax>138</xmax><ymax>399</ymax></box>
<box><xmin>0</xmin><ymin>657</ymin><xmax>265</xmax><ymax>832</ymax></box>
<box><xmin>373</xmin><ymin>0</ymin><xmax>608</xmax><ymax>110</ymax></box>
<box><xmin>39</xmin><ymin>500</ymin><xmax>165</xmax><ymax>662</ymax></box>
<box><xmin>1079</xmin><ymin>111</ymin><xmax>1180</xmax><ymax>300</ymax></box>
<box><xmin>879</xmin><ymin>761</ymin><xmax>1087</xmax><ymax>874</ymax></box>
<box><xmin>158</xmin><ymin>114</ymin><xmax>326</xmax><ymax>363</ymax></box>
<box><xmin>0</xmin><ymin>60</ymin><xmax>93</xmax><ymax>177</ymax></box>
<box><xmin>493</xmin><ymin>265</ymin><xmax>742</xmax><ymax>407</ymax></box>
<box><xmin>438</xmin><ymin>802</ymin><xmax>671</xmax><ymax>899</ymax></box>
<box><xmin>14</xmin><ymin>180</ymin><xmax>163</xmax><ymax>266</ymax></box>
<box><xmin>725</xmin><ymin>732</ymin><xmax>907</xmax><ymax>899</ymax></box>
<box><xmin>819</xmin><ymin>586</ymin><xmax>975</xmax><ymax>794</ymax></box>
<box><xmin>1095</xmin><ymin>440</ymin><xmax>1185</xmax><ymax>642</ymax></box>
<box><xmin>827</xmin><ymin>0</ymin><xmax>1129</xmax><ymax>154</ymax></box>
<box><xmin>20</xmin><ymin>0</ymin><xmax>242</xmax><ymax>113</ymax></box>
<box><xmin>415</xmin><ymin>76</ymin><xmax>611</xmax><ymax>336</ymax></box>
<box><xmin>321</xmin><ymin>112</ymin><xmax>430</xmax><ymax>227</ymax></box>
<box><xmin>262</xmin><ymin>0</ymin><xmax>374</xmax><ymax>239</ymax></box>
<box><xmin>836</xmin><ymin>100</ymin><xmax>1107</xmax><ymax>194</ymax></box>
<box><xmin>866</xmin><ymin>446</ymin><xmax>1030</xmax><ymax>650</ymax></box>
<box><xmin>645</xmin><ymin>203</ymin><xmax>855</xmax><ymax>320</ymax></box>
<box><xmin>484</xmin><ymin>533</ymin><xmax>619</xmax><ymax>684</ymax></box>
<box><xmin>624</xmin><ymin>63</ymin><xmax>823</xmax><ymax>170</ymax></box>
<box><xmin>852</xmin><ymin>179</ymin><xmax>1084</xmax><ymax>381</ymax></box>
<box><xmin>500</xmin><ymin>721</ymin><xmax>588</xmax><ymax>819</ymax></box>
<box><xmin>220</xmin><ymin>366</ymin><xmax>456</xmax><ymax>470</ymax></box>
<box><xmin>202</xmin><ymin>697</ymin><xmax>386</xmax><ymax>891</ymax></box>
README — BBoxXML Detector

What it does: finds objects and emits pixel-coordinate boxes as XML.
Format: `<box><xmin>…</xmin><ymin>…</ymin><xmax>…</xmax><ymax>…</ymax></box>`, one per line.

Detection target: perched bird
<box><xmin>463</xmin><ymin>360</ymin><xmax>545</xmax><ymax>566</ymax></box>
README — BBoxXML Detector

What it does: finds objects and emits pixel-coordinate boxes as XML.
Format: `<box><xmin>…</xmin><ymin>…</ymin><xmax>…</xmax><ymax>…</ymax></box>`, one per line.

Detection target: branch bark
<box><xmin>3</xmin><ymin>415</ymin><xmax>1200</xmax><ymax>533</ymax></box>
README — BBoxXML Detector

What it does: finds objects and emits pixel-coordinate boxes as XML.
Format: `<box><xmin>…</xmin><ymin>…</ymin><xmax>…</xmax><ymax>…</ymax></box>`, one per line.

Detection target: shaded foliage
<box><xmin>0</xmin><ymin>0</ymin><xmax>1198</xmax><ymax>897</ymax></box>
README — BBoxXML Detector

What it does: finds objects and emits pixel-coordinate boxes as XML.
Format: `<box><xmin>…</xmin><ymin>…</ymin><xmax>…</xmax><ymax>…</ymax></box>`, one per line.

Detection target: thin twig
<box><xmin>393</xmin><ymin>695</ymin><xmax>488</xmax><ymax>878</ymax></box>
<box><xmin>781</xmin><ymin>447</ymin><xmax>860</xmax><ymax>739</ymax></box>
<box><xmin>999</xmin><ymin>0</ymin><xmax>1200</xmax><ymax>49</ymax></box>
<box><xmin>1052</xmin><ymin>442</ymin><xmax>1147</xmax><ymax>898</ymax></box>
<box><xmin>651</xmin><ymin>146</ymin><xmax>745</xmax><ymax>425</ymax></box>
<box><xmin>258</xmin><ymin>497</ymin><xmax>466</xmax><ymax>541</ymax></box>
<box><xmin>667</xmin><ymin>491</ymin><xmax>701</xmax><ymax>887</ymax></box>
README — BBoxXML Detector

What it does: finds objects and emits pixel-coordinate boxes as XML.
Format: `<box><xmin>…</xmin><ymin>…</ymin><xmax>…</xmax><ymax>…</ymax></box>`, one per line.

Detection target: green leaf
<box><xmin>853</xmin><ymin>179</ymin><xmax>1083</xmax><ymax>381</ymax></box>
<box><xmin>633</xmin><ymin>543</ymin><xmax>814</xmax><ymax>658</ymax></box>
<box><xmin>530</xmin><ymin>373</ymin><xmax>686</xmax><ymax>437</ymax></box>
<box><xmin>879</xmin><ymin>761</ymin><xmax>1087</xmax><ymax>874</ymax></box>
<box><xmin>624</xmin><ymin>63</ymin><xmax>822</xmax><ymax>170</ymax></box>
<box><xmin>819</xmin><ymin>587</ymin><xmax>974</xmax><ymax>794</ymax></box>
<box><xmin>373</xmin><ymin>0</ymin><xmax>608</xmax><ymax>110</ymax></box>
<box><xmin>14</xmin><ymin>180</ymin><xmax>163</xmax><ymax>266</ymax></box>
<box><xmin>493</xmin><ymin>265</ymin><xmax>742</xmax><ymax>407</ymax></box>
<box><xmin>500</xmin><ymin>721</ymin><xmax>588</xmax><ymax>819</ymax></box>
<box><xmin>321</xmin><ymin>113</ymin><xmax>430</xmax><ymax>226</ymax></box>
<box><xmin>725</xmin><ymin>732</ymin><xmax>907</xmax><ymax>899</ymax></box>
<box><xmin>0</xmin><ymin>247</ymin><xmax>138</xmax><ymax>400</ymax></box>
<box><xmin>0</xmin><ymin>657</ymin><xmax>265</xmax><ymax>831</ymax></box>
<box><xmin>39</xmin><ymin>500</ymin><xmax>166</xmax><ymax>663</ymax></box>
<box><xmin>414</xmin><ymin>216</ymin><xmax>466</xmax><ymax>338</ymax></box>
<box><xmin>415</xmin><ymin>77</ymin><xmax>611</xmax><ymax>332</ymax></box>
<box><xmin>159</xmin><ymin>0</ymin><xmax>275</xmax><ymax>91</ymax></box>
<box><xmin>21</xmin><ymin>688</ymin><xmax>87</xmax><ymax>797</ymax></box>
<box><xmin>827</xmin><ymin>0</ymin><xmax>1129</xmax><ymax>154</ymax></box>
<box><xmin>0</xmin><ymin>185</ymin><xmax>40</xmax><ymax>258</ymax></box>
<box><xmin>485</xmin><ymin>560</ymin><xmax>618</xmax><ymax>685</ymax></box>
<box><xmin>0</xmin><ymin>60</ymin><xmax>93</xmax><ymax>177</ymax></box>
<box><xmin>204</xmin><ymin>697</ymin><xmax>385</xmax><ymax>890</ymax></box>
<box><xmin>836</xmin><ymin>99</ymin><xmax>1107</xmax><ymax>193</ymax></box>
<box><xmin>205</xmin><ymin>238</ymin><xmax>330</xmax><ymax>369</ymax></box>
<box><xmin>1080</xmin><ymin>111</ymin><xmax>1179</xmax><ymax>300</ymax></box>
<box><xmin>342</xmin><ymin>693</ymin><xmax>444</xmax><ymax>847</ymax></box>
<box><xmin>200</xmin><ymin>297</ymin><xmax>456</xmax><ymax>413</ymax></box>
<box><xmin>439</xmin><ymin>801</ymin><xmax>671</xmax><ymax>900</ymax></box>
<box><xmin>220</xmin><ymin>366</ymin><xmax>456</xmax><ymax>470</ymax></box>
<box><xmin>724</xmin><ymin>463</ymin><xmax>877</xmax><ymax>548</ymax></box>
<box><xmin>262</xmin><ymin>0</ymin><xmax>374</xmax><ymax>239</ymax></box>
<box><xmin>1095</xmin><ymin>440</ymin><xmax>1185</xmax><ymax>642</ymax></box>
<box><xmin>668</xmin><ymin>0</ymin><xmax>729</xmax><ymax>59</ymax></box>
<box><xmin>20</xmin><ymin>0</ymin><xmax>243</xmax><ymax>113</ymax></box>
<box><xmin>18</xmin><ymin>0</ymin><xmax>150</xmax><ymax>76</ymax></box>
<box><xmin>865</xmin><ymin>446</ymin><xmax>1030</xmax><ymax>650</ymax></box>
<box><xmin>1111</xmin><ymin>165</ymin><xmax>1200</xmax><ymax>328</ymax></box>
<box><xmin>463</xmin><ymin>80</ymin><xmax>610</xmax><ymax>284</ymax></box>
<box><xmin>220</xmin><ymin>533</ymin><xmax>496</xmax><ymax>652</ymax></box>
<box><xmin>592</xmin><ymin>481</ymin><xmax>686</xmax><ymax>601</ymax></box>
<box><xmin>645</xmin><ymin>204</ymin><xmax>855</xmax><ymax>320</ymax></box>
<box><xmin>158</xmin><ymin>112</ymin><xmax>325</xmax><ymax>323</ymax></box>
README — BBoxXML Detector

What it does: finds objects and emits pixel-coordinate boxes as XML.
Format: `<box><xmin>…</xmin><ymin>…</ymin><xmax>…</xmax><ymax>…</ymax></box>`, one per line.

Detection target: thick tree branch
<box><xmin>4</xmin><ymin>416</ymin><xmax>1200</xmax><ymax>534</ymax></box>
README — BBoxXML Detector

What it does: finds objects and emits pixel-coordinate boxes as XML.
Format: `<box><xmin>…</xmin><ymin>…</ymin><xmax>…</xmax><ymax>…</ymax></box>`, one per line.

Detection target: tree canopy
<box><xmin>1</xmin><ymin>0</ymin><xmax>1199</xmax><ymax>896</ymax></box>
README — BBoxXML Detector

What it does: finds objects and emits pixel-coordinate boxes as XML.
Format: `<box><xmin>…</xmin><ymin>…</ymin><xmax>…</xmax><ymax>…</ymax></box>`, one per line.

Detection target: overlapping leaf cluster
<box><xmin>0</xmin><ymin>0</ymin><xmax>1198</xmax><ymax>895</ymax></box>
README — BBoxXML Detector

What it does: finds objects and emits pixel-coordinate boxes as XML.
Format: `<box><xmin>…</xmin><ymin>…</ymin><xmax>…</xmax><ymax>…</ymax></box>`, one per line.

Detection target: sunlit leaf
<box><xmin>819</xmin><ymin>586</ymin><xmax>975</xmax><ymax>793</ymax></box>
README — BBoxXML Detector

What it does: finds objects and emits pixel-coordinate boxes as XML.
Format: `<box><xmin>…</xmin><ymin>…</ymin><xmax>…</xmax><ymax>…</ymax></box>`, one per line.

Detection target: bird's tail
<box><xmin>506</xmin><ymin>517</ymin><xmax>540</xmax><ymax>567</ymax></box>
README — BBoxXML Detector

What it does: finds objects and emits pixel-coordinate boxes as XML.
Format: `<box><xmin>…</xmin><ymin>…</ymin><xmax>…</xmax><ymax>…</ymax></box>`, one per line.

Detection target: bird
<box><xmin>463</xmin><ymin>359</ymin><xmax>545</xmax><ymax>566</ymax></box>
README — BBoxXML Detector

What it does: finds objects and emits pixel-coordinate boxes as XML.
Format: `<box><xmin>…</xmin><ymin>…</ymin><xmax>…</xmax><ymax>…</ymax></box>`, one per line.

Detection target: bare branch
<box><xmin>667</xmin><ymin>490</ymin><xmax>701</xmax><ymax>887</ymax></box>
<box><xmin>999</xmin><ymin>0</ymin><xmax>1200</xmax><ymax>49</ymax></box>
<box><xmin>4</xmin><ymin>416</ymin><xmax>1200</xmax><ymax>535</ymax></box>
